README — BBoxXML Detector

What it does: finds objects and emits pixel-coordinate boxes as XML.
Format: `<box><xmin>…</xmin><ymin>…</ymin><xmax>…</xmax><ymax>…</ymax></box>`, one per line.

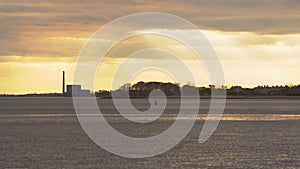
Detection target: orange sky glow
<box><xmin>1</xmin><ymin>0</ymin><xmax>300</xmax><ymax>94</ymax></box>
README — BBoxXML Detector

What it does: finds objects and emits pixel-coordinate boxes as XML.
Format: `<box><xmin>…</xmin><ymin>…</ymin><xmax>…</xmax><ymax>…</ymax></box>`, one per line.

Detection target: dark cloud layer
<box><xmin>0</xmin><ymin>0</ymin><xmax>299</xmax><ymax>60</ymax></box>
<box><xmin>1</xmin><ymin>0</ymin><xmax>299</xmax><ymax>32</ymax></box>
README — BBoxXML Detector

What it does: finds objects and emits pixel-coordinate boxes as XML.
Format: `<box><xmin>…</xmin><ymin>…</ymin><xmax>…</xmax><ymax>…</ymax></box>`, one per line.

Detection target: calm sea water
<box><xmin>0</xmin><ymin>97</ymin><xmax>300</xmax><ymax>168</ymax></box>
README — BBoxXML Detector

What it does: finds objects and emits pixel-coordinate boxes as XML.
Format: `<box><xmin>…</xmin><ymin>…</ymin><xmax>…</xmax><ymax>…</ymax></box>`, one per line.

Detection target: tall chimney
<box><xmin>62</xmin><ymin>71</ymin><xmax>65</xmax><ymax>95</ymax></box>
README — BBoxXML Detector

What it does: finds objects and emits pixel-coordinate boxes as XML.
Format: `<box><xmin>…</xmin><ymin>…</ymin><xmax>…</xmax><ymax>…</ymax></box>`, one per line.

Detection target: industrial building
<box><xmin>66</xmin><ymin>85</ymin><xmax>91</xmax><ymax>96</ymax></box>
<box><xmin>62</xmin><ymin>71</ymin><xmax>91</xmax><ymax>97</ymax></box>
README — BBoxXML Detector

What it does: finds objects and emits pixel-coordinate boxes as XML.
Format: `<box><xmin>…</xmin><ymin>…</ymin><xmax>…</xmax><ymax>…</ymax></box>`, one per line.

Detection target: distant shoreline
<box><xmin>216</xmin><ymin>96</ymin><xmax>300</xmax><ymax>99</ymax></box>
<box><xmin>1</xmin><ymin>95</ymin><xmax>300</xmax><ymax>99</ymax></box>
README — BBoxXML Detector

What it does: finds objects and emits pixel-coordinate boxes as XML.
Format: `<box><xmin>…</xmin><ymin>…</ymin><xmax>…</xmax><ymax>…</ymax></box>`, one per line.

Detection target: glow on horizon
<box><xmin>1</xmin><ymin>30</ymin><xmax>300</xmax><ymax>94</ymax></box>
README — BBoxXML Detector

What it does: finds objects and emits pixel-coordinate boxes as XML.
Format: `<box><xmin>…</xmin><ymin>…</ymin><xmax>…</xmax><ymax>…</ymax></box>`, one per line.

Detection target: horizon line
<box><xmin>1</xmin><ymin>82</ymin><xmax>299</xmax><ymax>96</ymax></box>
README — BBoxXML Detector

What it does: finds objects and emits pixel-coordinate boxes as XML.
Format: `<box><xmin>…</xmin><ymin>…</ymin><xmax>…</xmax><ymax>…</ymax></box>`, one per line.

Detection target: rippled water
<box><xmin>0</xmin><ymin>97</ymin><xmax>300</xmax><ymax>168</ymax></box>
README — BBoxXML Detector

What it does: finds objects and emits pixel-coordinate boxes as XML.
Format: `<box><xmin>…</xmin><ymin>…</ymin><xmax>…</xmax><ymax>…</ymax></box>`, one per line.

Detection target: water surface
<box><xmin>0</xmin><ymin>98</ymin><xmax>299</xmax><ymax>168</ymax></box>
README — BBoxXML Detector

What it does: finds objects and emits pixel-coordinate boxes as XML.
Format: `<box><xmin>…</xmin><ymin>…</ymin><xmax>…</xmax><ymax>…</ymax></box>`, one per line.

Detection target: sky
<box><xmin>0</xmin><ymin>0</ymin><xmax>300</xmax><ymax>94</ymax></box>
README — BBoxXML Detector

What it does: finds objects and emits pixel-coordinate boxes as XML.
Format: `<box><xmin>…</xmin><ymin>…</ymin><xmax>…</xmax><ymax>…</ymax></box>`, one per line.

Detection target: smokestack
<box><xmin>62</xmin><ymin>71</ymin><xmax>65</xmax><ymax>95</ymax></box>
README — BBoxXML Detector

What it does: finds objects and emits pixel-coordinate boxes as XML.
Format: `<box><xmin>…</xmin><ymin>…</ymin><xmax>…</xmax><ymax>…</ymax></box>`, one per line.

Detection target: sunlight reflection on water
<box><xmin>1</xmin><ymin>113</ymin><xmax>300</xmax><ymax>121</ymax></box>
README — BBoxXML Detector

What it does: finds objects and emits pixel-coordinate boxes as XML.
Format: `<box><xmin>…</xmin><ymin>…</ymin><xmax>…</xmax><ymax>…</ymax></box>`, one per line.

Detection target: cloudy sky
<box><xmin>1</xmin><ymin>0</ymin><xmax>300</xmax><ymax>94</ymax></box>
